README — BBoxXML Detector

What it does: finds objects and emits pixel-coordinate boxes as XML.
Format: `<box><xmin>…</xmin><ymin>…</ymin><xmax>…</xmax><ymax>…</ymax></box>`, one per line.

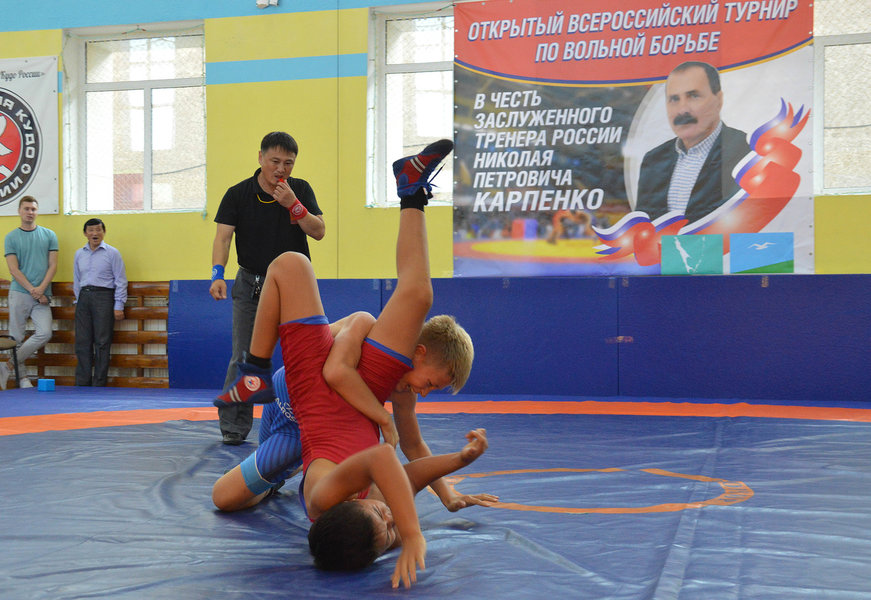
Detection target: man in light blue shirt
<box><xmin>3</xmin><ymin>196</ymin><xmax>58</xmax><ymax>389</ymax></box>
<box><xmin>73</xmin><ymin>218</ymin><xmax>127</xmax><ymax>386</ymax></box>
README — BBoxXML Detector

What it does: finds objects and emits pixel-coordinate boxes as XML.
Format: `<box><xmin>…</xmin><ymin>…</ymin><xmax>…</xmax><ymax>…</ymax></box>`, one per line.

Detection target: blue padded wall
<box><xmin>405</xmin><ymin>277</ymin><xmax>620</xmax><ymax>396</ymax></box>
<box><xmin>167</xmin><ymin>280</ymin><xmax>232</xmax><ymax>389</ymax></box>
<box><xmin>167</xmin><ymin>275</ymin><xmax>868</xmax><ymax>400</ymax></box>
<box><xmin>618</xmin><ymin>274</ymin><xmax>871</xmax><ymax>402</ymax></box>
<box><xmin>168</xmin><ymin>278</ymin><xmax>382</xmax><ymax>389</ymax></box>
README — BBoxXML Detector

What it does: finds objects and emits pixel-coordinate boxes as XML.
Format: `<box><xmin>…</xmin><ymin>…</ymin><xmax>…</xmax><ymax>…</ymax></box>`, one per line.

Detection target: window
<box><xmin>63</xmin><ymin>23</ymin><xmax>205</xmax><ymax>213</ymax></box>
<box><xmin>373</xmin><ymin>3</ymin><xmax>871</xmax><ymax>201</ymax></box>
<box><xmin>813</xmin><ymin>1</ymin><xmax>871</xmax><ymax>194</ymax></box>
<box><xmin>367</xmin><ymin>5</ymin><xmax>454</xmax><ymax>207</ymax></box>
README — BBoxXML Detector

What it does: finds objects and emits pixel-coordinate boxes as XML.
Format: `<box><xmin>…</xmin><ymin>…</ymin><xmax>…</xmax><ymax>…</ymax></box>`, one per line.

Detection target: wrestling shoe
<box><xmin>214</xmin><ymin>361</ymin><xmax>275</xmax><ymax>407</ymax></box>
<box><xmin>392</xmin><ymin>138</ymin><xmax>454</xmax><ymax>198</ymax></box>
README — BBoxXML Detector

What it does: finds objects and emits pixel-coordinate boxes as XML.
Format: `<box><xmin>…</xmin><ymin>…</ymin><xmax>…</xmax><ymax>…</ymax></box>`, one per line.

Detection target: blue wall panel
<box><xmin>618</xmin><ymin>275</ymin><xmax>871</xmax><ymax>402</ymax></box>
<box><xmin>167</xmin><ymin>280</ymin><xmax>232</xmax><ymax>390</ymax></box>
<box><xmin>419</xmin><ymin>277</ymin><xmax>620</xmax><ymax>396</ymax></box>
<box><xmin>168</xmin><ymin>275</ymin><xmax>868</xmax><ymax>401</ymax></box>
<box><xmin>168</xmin><ymin>278</ymin><xmax>382</xmax><ymax>389</ymax></box>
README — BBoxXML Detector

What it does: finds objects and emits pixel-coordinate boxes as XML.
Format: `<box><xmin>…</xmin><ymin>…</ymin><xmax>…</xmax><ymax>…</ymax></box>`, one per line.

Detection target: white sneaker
<box><xmin>19</xmin><ymin>377</ymin><xmax>33</xmax><ymax>389</ymax></box>
<box><xmin>0</xmin><ymin>363</ymin><xmax>8</xmax><ymax>390</ymax></box>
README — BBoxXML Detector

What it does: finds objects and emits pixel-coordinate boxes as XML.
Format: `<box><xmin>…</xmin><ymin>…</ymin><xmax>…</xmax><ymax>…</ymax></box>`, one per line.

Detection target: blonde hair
<box><xmin>417</xmin><ymin>315</ymin><xmax>474</xmax><ymax>394</ymax></box>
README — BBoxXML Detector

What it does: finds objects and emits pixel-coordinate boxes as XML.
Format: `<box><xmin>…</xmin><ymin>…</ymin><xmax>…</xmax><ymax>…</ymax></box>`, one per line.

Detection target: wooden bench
<box><xmin>0</xmin><ymin>281</ymin><xmax>169</xmax><ymax>388</ymax></box>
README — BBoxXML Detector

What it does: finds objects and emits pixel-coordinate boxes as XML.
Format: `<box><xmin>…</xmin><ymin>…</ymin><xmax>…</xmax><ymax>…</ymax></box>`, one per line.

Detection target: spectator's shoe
<box><xmin>392</xmin><ymin>139</ymin><xmax>454</xmax><ymax>198</ymax></box>
<box><xmin>222</xmin><ymin>432</ymin><xmax>245</xmax><ymax>446</ymax></box>
<box><xmin>19</xmin><ymin>377</ymin><xmax>33</xmax><ymax>389</ymax></box>
<box><xmin>214</xmin><ymin>362</ymin><xmax>275</xmax><ymax>407</ymax></box>
<box><xmin>0</xmin><ymin>362</ymin><xmax>8</xmax><ymax>391</ymax></box>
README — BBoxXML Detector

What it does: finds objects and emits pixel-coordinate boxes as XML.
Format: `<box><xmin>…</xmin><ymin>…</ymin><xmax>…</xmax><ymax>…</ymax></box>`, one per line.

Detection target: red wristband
<box><xmin>289</xmin><ymin>198</ymin><xmax>308</xmax><ymax>221</ymax></box>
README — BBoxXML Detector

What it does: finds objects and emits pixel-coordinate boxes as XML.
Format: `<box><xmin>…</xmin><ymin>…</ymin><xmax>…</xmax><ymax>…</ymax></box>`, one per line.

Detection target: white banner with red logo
<box><xmin>0</xmin><ymin>56</ymin><xmax>59</xmax><ymax>215</ymax></box>
<box><xmin>453</xmin><ymin>0</ymin><xmax>813</xmax><ymax>276</ymax></box>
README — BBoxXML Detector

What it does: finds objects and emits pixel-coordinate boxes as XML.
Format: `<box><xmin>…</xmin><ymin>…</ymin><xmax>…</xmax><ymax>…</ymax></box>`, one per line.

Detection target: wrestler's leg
<box><xmin>546</xmin><ymin>213</ymin><xmax>562</xmax><ymax>244</ymax></box>
<box><xmin>212</xmin><ymin>404</ymin><xmax>302</xmax><ymax>512</ymax></box>
<box><xmin>368</xmin><ymin>202</ymin><xmax>431</xmax><ymax>358</ymax></box>
<box><xmin>248</xmin><ymin>251</ymin><xmax>325</xmax><ymax>358</ymax></box>
<box><xmin>212</xmin><ymin>463</ymin><xmax>267</xmax><ymax>511</ymax></box>
<box><xmin>368</xmin><ymin>140</ymin><xmax>453</xmax><ymax>357</ymax></box>
<box><xmin>214</xmin><ymin>251</ymin><xmax>325</xmax><ymax>407</ymax></box>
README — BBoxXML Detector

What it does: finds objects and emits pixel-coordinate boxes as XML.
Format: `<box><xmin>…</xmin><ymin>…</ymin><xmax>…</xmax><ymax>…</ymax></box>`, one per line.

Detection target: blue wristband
<box><xmin>211</xmin><ymin>265</ymin><xmax>225</xmax><ymax>281</ymax></box>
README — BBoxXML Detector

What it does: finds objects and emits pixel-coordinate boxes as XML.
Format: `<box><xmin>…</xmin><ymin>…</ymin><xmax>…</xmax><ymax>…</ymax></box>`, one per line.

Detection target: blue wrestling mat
<box><xmin>2</xmin><ymin>387</ymin><xmax>871</xmax><ymax>599</ymax></box>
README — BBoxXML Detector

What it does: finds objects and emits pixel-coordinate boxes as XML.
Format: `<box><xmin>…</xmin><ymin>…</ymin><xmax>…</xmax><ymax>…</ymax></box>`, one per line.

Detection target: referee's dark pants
<box><xmin>218</xmin><ymin>267</ymin><xmax>269</xmax><ymax>441</ymax></box>
<box><xmin>75</xmin><ymin>286</ymin><xmax>116</xmax><ymax>386</ymax></box>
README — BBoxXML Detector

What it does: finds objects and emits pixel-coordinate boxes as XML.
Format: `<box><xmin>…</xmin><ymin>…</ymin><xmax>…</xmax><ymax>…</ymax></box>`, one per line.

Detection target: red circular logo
<box><xmin>0</xmin><ymin>88</ymin><xmax>41</xmax><ymax>207</ymax></box>
<box><xmin>243</xmin><ymin>376</ymin><xmax>261</xmax><ymax>392</ymax></box>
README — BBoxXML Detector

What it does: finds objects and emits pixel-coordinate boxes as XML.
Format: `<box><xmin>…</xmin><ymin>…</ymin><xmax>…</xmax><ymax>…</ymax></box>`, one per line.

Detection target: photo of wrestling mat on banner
<box><xmin>452</xmin><ymin>0</ymin><xmax>813</xmax><ymax>276</ymax></box>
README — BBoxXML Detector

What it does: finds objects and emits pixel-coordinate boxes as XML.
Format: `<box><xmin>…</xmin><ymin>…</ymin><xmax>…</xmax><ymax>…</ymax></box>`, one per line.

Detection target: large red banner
<box><xmin>453</xmin><ymin>0</ymin><xmax>813</xmax><ymax>276</ymax></box>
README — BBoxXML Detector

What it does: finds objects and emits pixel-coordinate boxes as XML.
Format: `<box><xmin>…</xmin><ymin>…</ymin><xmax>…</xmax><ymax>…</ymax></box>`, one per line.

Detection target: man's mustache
<box><xmin>673</xmin><ymin>113</ymin><xmax>697</xmax><ymax>126</ymax></box>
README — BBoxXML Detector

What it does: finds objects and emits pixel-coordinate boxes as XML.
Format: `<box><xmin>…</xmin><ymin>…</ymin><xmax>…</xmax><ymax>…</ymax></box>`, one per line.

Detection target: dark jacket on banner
<box><xmin>635</xmin><ymin>124</ymin><xmax>751</xmax><ymax>224</ymax></box>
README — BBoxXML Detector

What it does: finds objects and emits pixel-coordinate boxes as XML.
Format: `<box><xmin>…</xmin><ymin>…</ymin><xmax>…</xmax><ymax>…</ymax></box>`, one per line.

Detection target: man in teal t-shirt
<box><xmin>3</xmin><ymin>195</ymin><xmax>59</xmax><ymax>389</ymax></box>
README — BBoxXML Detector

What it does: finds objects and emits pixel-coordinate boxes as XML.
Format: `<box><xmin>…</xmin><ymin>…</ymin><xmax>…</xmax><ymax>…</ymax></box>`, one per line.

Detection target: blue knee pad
<box><xmin>240</xmin><ymin>452</ymin><xmax>277</xmax><ymax>496</ymax></box>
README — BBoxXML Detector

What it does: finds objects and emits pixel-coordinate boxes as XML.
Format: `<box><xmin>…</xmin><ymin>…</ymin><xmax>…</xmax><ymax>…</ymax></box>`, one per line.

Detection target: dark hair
<box><xmin>261</xmin><ymin>131</ymin><xmax>299</xmax><ymax>156</ymax></box>
<box><xmin>308</xmin><ymin>501</ymin><xmax>379</xmax><ymax>571</ymax></box>
<box><xmin>83</xmin><ymin>218</ymin><xmax>105</xmax><ymax>233</ymax></box>
<box><xmin>671</xmin><ymin>61</ymin><xmax>721</xmax><ymax>94</ymax></box>
<box><xmin>19</xmin><ymin>195</ymin><xmax>37</xmax><ymax>208</ymax></box>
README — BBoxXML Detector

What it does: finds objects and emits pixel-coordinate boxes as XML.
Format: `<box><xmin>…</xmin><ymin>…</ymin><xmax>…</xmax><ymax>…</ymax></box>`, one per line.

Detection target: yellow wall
<box><xmin>814</xmin><ymin>195</ymin><xmax>871</xmax><ymax>274</ymax></box>
<box><xmin>0</xmin><ymin>10</ymin><xmax>456</xmax><ymax>283</ymax></box>
<box><xmin>0</xmin><ymin>11</ymin><xmax>866</xmax><ymax>281</ymax></box>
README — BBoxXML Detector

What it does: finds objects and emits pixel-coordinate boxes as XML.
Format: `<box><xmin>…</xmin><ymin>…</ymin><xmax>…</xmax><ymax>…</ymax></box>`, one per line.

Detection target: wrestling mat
<box><xmin>3</xmin><ymin>387</ymin><xmax>871</xmax><ymax>599</ymax></box>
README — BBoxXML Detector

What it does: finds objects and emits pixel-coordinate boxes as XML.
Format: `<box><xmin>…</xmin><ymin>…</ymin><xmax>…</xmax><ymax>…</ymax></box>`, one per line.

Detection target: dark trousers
<box><xmin>219</xmin><ymin>268</ymin><xmax>272</xmax><ymax>439</ymax></box>
<box><xmin>75</xmin><ymin>287</ymin><xmax>116</xmax><ymax>386</ymax></box>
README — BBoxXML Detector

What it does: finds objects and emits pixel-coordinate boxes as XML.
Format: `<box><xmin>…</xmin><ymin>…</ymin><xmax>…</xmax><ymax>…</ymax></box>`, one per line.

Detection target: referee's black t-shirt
<box><xmin>215</xmin><ymin>168</ymin><xmax>322</xmax><ymax>275</ymax></box>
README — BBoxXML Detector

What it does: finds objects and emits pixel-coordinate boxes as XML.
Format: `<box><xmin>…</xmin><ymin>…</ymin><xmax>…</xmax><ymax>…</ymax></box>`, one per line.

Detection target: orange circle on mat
<box><xmin>438</xmin><ymin>467</ymin><xmax>753</xmax><ymax>514</ymax></box>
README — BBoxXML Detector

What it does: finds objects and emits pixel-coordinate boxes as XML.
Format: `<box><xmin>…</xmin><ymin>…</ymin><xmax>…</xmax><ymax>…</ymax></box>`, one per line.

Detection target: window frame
<box><xmin>367</xmin><ymin>4</ymin><xmax>454</xmax><ymax>208</ymax></box>
<box><xmin>813</xmin><ymin>31</ymin><xmax>871</xmax><ymax>195</ymax></box>
<box><xmin>62</xmin><ymin>21</ymin><xmax>205</xmax><ymax>214</ymax></box>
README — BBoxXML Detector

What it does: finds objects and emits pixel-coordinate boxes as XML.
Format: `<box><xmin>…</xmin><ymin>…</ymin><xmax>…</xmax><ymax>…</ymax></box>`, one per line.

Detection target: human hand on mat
<box><xmin>391</xmin><ymin>531</ymin><xmax>426</xmax><ymax>589</ymax></box>
<box><xmin>443</xmin><ymin>491</ymin><xmax>499</xmax><ymax>512</ymax></box>
<box><xmin>436</xmin><ymin>429</ymin><xmax>496</xmax><ymax>511</ymax></box>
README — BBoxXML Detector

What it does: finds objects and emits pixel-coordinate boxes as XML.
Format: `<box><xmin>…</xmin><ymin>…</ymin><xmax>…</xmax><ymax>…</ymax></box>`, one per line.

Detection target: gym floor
<box><xmin>3</xmin><ymin>387</ymin><xmax>870</xmax><ymax>599</ymax></box>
